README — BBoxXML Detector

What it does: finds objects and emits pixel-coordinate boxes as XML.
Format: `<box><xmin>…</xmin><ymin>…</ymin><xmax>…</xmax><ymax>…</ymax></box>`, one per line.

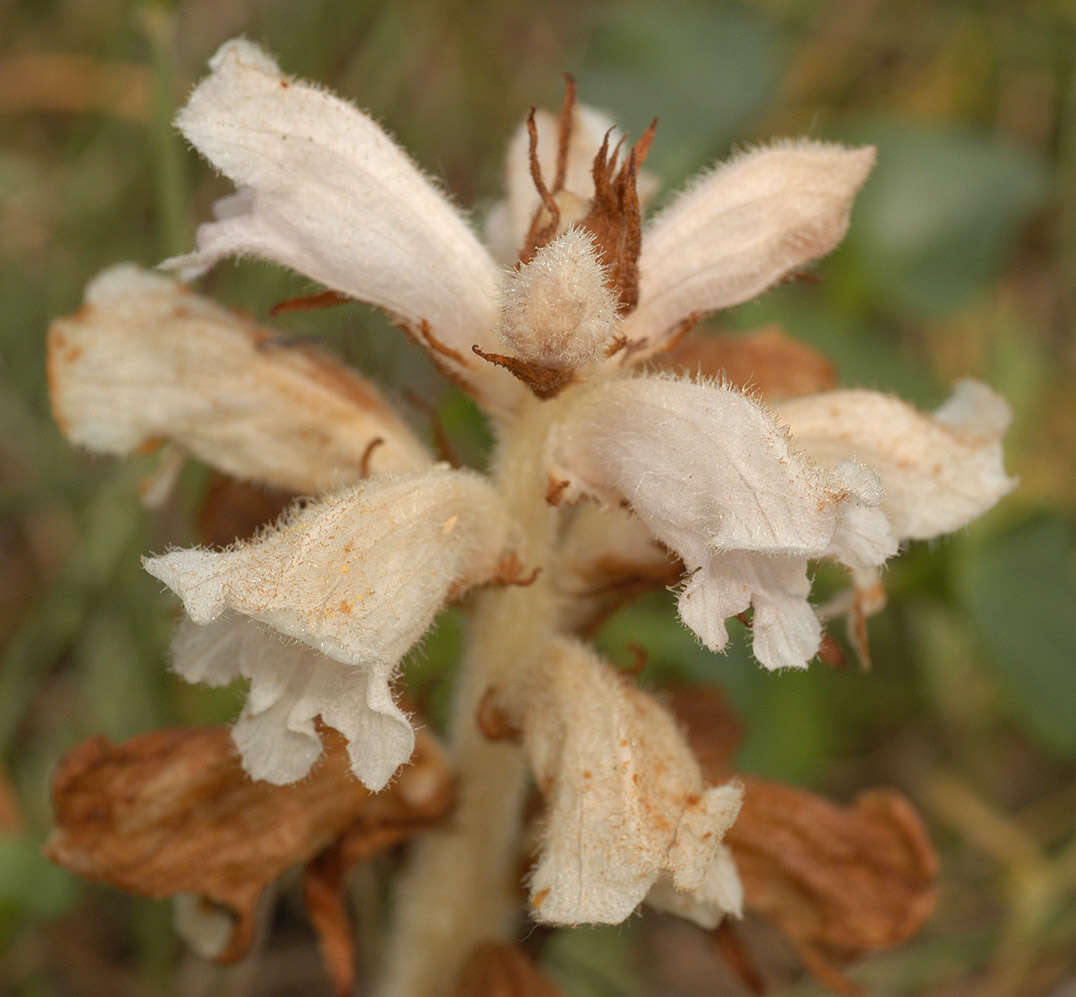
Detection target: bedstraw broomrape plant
<box><xmin>44</xmin><ymin>39</ymin><xmax>1013</xmax><ymax>996</ymax></box>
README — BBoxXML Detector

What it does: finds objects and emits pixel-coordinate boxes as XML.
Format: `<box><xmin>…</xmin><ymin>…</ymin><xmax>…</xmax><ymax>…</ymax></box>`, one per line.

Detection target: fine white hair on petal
<box><xmin>48</xmin><ymin>264</ymin><xmax>430</xmax><ymax>495</ymax></box>
<box><xmin>164</xmin><ymin>39</ymin><xmax>521</xmax><ymax>412</ymax></box>
<box><xmin>172</xmin><ymin>614</ymin><xmax>412</xmax><ymax>790</ymax></box>
<box><xmin>144</xmin><ymin>466</ymin><xmax>519</xmax><ymax>785</ymax></box>
<box><xmin>546</xmin><ymin>376</ymin><xmax>897</xmax><ymax>669</ymax></box>
<box><xmin>618</xmin><ymin>141</ymin><xmax>876</xmax><ymax>362</ymax></box>
<box><xmin>499</xmin><ymin>228</ymin><xmax>619</xmax><ymax>369</ymax></box>
<box><xmin>776</xmin><ymin>380</ymin><xmax>1015</xmax><ymax>541</ymax></box>
<box><xmin>522</xmin><ymin>638</ymin><xmax>743</xmax><ymax>927</ymax></box>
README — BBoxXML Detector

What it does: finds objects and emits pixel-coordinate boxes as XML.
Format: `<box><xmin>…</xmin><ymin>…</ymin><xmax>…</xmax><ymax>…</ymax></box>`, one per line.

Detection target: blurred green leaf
<box><xmin>543</xmin><ymin>924</ymin><xmax>643</xmax><ymax>997</ymax></box>
<box><xmin>580</xmin><ymin>1</ymin><xmax>782</xmax><ymax>186</ymax></box>
<box><xmin>955</xmin><ymin>513</ymin><xmax>1076</xmax><ymax>756</ymax></box>
<box><xmin>0</xmin><ymin>834</ymin><xmax>79</xmax><ymax>940</ymax></box>
<box><xmin>842</xmin><ymin>120</ymin><xmax>1049</xmax><ymax>316</ymax></box>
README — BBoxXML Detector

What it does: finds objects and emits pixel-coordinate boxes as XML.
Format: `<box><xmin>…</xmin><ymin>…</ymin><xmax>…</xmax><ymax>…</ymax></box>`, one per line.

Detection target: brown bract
<box><xmin>728</xmin><ymin>781</ymin><xmax>938</xmax><ymax>995</ymax></box>
<box><xmin>659</xmin><ymin>325</ymin><xmax>838</xmax><ymax>401</ymax></box>
<box><xmin>45</xmin><ymin>725</ymin><xmax>454</xmax><ymax>970</ymax></box>
<box><xmin>455</xmin><ymin>941</ymin><xmax>565</xmax><ymax>997</ymax></box>
<box><xmin>667</xmin><ymin>683</ymin><xmax>938</xmax><ymax>994</ymax></box>
<box><xmin>517</xmin><ymin>77</ymin><xmax>653</xmax><ymax>318</ymax></box>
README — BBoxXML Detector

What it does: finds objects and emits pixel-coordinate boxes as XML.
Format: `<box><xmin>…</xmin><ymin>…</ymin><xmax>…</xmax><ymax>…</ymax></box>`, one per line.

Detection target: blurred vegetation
<box><xmin>2</xmin><ymin>0</ymin><xmax>1075</xmax><ymax>994</ymax></box>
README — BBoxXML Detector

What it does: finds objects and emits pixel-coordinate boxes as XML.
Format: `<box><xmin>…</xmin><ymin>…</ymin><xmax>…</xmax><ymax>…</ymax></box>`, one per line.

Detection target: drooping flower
<box><xmin>46</xmin><ymin>37</ymin><xmax>1013</xmax><ymax>986</ymax></box>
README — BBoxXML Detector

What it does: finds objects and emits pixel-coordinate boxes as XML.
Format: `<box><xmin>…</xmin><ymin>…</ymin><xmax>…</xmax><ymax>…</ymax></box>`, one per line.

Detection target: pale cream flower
<box><xmin>144</xmin><ymin>466</ymin><xmax>519</xmax><ymax>789</ymax></box>
<box><xmin>520</xmin><ymin>638</ymin><xmax>743</xmax><ymax>927</ymax></box>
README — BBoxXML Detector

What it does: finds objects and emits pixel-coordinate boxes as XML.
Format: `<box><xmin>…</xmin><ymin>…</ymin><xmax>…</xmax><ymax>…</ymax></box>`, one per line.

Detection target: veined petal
<box><xmin>547</xmin><ymin>376</ymin><xmax>896</xmax><ymax>668</ymax></box>
<box><xmin>165</xmin><ymin>39</ymin><xmax>519</xmax><ymax>411</ymax></box>
<box><xmin>145</xmin><ymin>467</ymin><xmax>519</xmax><ymax>784</ymax></box>
<box><xmin>523</xmin><ymin>639</ymin><xmax>743</xmax><ymax>926</ymax></box>
<box><xmin>777</xmin><ymin>380</ymin><xmax>1015</xmax><ymax>541</ymax></box>
<box><xmin>173</xmin><ymin>614</ymin><xmax>411</xmax><ymax>790</ymax></box>
<box><xmin>618</xmin><ymin>142</ymin><xmax>875</xmax><ymax>362</ymax></box>
<box><xmin>48</xmin><ymin>264</ymin><xmax>430</xmax><ymax>495</ymax></box>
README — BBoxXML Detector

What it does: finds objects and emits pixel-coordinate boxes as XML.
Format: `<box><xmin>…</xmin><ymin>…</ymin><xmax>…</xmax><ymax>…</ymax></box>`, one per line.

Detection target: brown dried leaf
<box><xmin>302</xmin><ymin>843</ymin><xmax>354</xmax><ymax>997</ymax></box>
<box><xmin>659</xmin><ymin>325</ymin><xmax>838</xmax><ymax>401</ymax></box>
<box><xmin>667</xmin><ymin>688</ymin><xmax>937</xmax><ymax>992</ymax></box>
<box><xmin>45</xmin><ymin>725</ymin><xmax>454</xmax><ymax>964</ymax></box>
<box><xmin>727</xmin><ymin>779</ymin><xmax>938</xmax><ymax>989</ymax></box>
<box><xmin>196</xmin><ymin>473</ymin><xmax>294</xmax><ymax>548</ymax></box>
<box><xmin>455</xmin><ymin>941</ymin><xmax>564</xmax><ymax>997</ymax></box>
<box><xmin>556</xmin><ymin>504</ymin><xmax>681</xmax><ymax>637</ymax></box>
<box><xmin>662</xmin><ymin>684</ymin><xmax>744</xmax><ymax>782</ymax></box>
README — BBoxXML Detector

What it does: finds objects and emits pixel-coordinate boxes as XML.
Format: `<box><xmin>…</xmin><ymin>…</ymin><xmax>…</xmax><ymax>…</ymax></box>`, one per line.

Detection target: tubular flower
<box><xmin>46</xmin><ymin>37</ymin><xmax>1013</xmax><ymax>992</ymax></box>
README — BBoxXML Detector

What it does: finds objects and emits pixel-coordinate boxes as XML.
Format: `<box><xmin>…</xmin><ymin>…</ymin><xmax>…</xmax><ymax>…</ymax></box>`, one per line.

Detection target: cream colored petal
<box><xmin>619</xmin><ymin>142</ymin><xmax>875</xmax><ymax>361</ymax></box>
<box><xmin>145</xmin><ymin>466</ymin><xmax>516</xmax><ymax>657</ymax></box>
<box><xmin>172</xmin><ymin>614</ymin><xmax>411</xmax><ymax>790</ymax></box>
<box><xmin>777</xmin><ymin>380</ymin><xmax>1015</xmax><ymax>541</ymax></box>
<box><xmin>547</xmin><ymin>376</ymin><xmax>896</xmax><ymax>669</ymax></box>
<box><xmin>522</xmin><ymin>639</ymin><xmax>742</xmax><ymax>926</ymax></box>
<box><xmin>48</xmin><ymin>264</ymin><xmax>430</xmax><ymax>495</ymax></box>
<box><xmin>164</xmin><ymin>39</ymin><xmax>520</xmax><ymax>411</ymax></box>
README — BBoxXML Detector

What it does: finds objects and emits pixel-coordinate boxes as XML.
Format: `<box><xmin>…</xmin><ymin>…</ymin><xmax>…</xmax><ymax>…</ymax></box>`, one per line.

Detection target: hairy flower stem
<box><xmin>379</xmin><ymin>397</ymin><xmax>562</xmax><ymax>996</ymax></box>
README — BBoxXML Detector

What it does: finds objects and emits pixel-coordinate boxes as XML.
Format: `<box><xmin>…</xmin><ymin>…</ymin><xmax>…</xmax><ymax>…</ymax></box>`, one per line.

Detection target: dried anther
<box><xmin>44</xmin><ymin>725</ymin><xmax>454</xmax><ymax>966</ymax></box>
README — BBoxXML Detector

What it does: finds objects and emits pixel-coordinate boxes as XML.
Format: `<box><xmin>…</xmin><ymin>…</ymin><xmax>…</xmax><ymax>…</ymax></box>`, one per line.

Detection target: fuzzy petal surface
<box><xmin>619</xmin><ymin>142</ymin><xmax>875</xmax><ymax>361</ymax></box>
<box><xmin>172</xmin><ymin>614</ymin><xmax>411</xmax><ymax>790</ymax></box>
<box><xmin>777</xmin><ymin>380</ymin><xmax>1015</xmax><ymax>541</ymax></box>
<box><xmin>166</xmin><ymin>39</ymin><xmax>519</xmax><ymax>411</ymax></box>
<box><xmin>523</xmin><ymin>640</ymin><xmax>743</xmax><ymax>926</ymax></box>
<box><xmin>48</xmin><ymin>264</ymin><xmax>429</xmax><ymax>494</ymax></box>
<box><xmin>547</xmin><ymin>377</ymin><xmax>896</xmax><ymax>668</ymax></box>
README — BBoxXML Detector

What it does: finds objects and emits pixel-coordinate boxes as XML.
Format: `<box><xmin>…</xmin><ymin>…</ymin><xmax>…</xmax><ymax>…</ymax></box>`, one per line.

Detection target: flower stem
<box><xmin>378</xmin><ymin>398</ymin><xmax>560</xmax><ymax>996</ymax></box>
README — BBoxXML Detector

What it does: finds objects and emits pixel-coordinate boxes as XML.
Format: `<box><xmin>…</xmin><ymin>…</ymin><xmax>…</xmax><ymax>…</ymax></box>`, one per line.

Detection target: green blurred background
<box><xmin>2</xmin><ymin>0</ymin><xmax>1074</xmax><ymax>993</ymax></box>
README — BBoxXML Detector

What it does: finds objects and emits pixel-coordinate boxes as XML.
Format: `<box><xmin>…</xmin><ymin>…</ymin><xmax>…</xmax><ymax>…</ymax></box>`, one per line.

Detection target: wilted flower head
<box><xmin>46</xmin><ymin>37</ymin><xmax>1014</xmax><ymax>995</ymax></box>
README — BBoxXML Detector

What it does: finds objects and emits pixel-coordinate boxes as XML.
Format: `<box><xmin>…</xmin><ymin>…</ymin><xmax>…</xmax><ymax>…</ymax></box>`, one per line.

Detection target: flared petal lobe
<box><xmin>172</xmin><ymin>614</ymin><xmax>413</xmax><ymax>790</ymax></box>
<box><xmin>777</xmin><ymin>380</ymin><xmax>1015</xmax><ymax>540</ymax></box>
<box><xmin>144</xmin><ymin>467</ymin><xmax>519</xmax><ymax>787</ymax></box>
<box><xmin>166</xmin><ymin>39</ymin><xmax>519</xmax><ymax>411</ymax></box>
<box><xmin>48</xmin><ymin>265</ymin><xmax>430</xmax><ymax>495</ymax></box>
<box><xmin>546</xmin><ymin>377</ymin><xmax>896</xmax><ymax>669</ymax></box>
<box><xmin>618</xmin><ymin>142</ymin><xmax>875</xmax><ymax>362</ymax></box>
<box><xmin>523</xmin><ymin>639</ymin><xmax>743</xmax><ymax>927</ymax></box>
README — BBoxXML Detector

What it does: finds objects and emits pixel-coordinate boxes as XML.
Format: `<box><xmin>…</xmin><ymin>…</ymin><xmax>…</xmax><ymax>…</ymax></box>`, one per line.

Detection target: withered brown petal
<box><xmin>302</xmin><ymin>843</ymin><xmax>354</xmax><ymax>997</ymax></box>
<box><xmin>658</xmin><ymin>325</ymin><xmax>838</xmax><ymax>401</ymax></box>
<box><xmin>45</xmin><ymin>725</ymin><xmax>454</xmax><ymax>964</ymax></box>
<box><xmin>726</xmin><ymin>779</ymin><xmax>938</xmax><ymax>984</ymax></box>
<box><xmin>455</xmin><ymin>941</ymin><xmax>565</xmax><ymax>997</ymax></box>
